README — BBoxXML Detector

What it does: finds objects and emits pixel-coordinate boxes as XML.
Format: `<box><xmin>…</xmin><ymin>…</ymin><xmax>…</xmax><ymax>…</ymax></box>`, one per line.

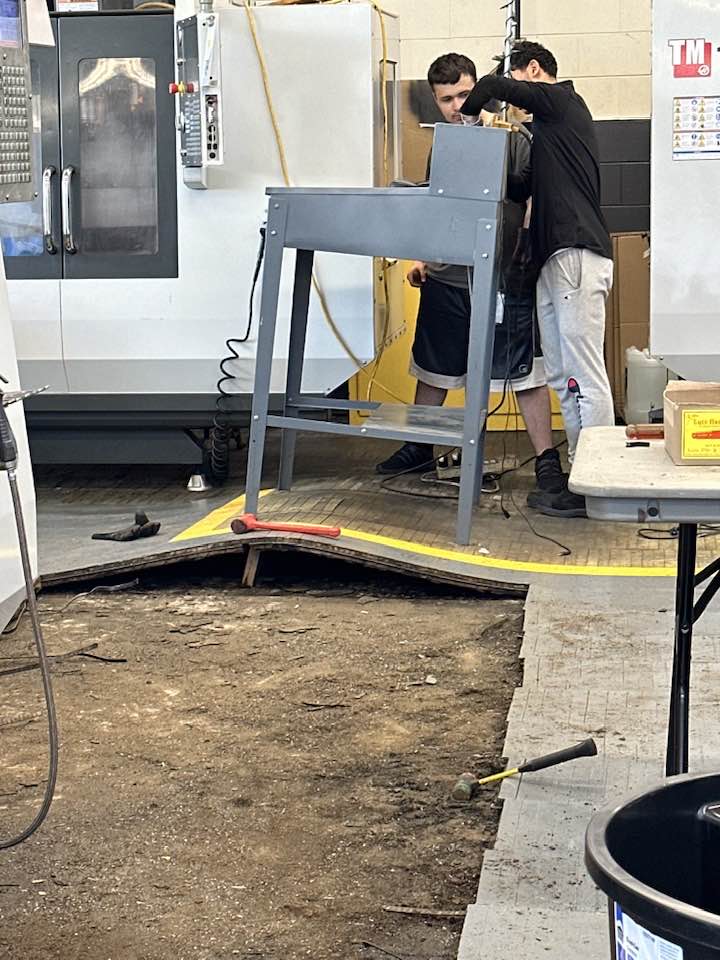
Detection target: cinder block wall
<box><xmin>389</xmin><ymin>0</ymin><xmax>651</xmax><ymax>120</ymax></box>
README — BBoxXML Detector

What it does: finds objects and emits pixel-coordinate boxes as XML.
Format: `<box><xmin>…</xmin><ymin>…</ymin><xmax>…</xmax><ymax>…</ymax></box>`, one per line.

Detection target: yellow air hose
<box><xmin>237</xmin><ymin>0</ymin><xmax>405</xmax><ymax>404</ymax></box>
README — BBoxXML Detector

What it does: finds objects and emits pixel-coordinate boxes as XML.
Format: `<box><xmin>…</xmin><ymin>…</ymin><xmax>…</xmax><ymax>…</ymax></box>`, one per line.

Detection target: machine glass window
<box><xmin>0</xmin><ymin>0</ymin><xmax>21</xmax><ymax>47</ymax></box>
<box><xmin>0</xmin><ymin>59</ymin><xmax>42</xmax><ymax>257</ymax></box>
<box><xmin>78</xmin><ymin>57</ymin><xmax>159</xmax><ymax>256</ymax></box>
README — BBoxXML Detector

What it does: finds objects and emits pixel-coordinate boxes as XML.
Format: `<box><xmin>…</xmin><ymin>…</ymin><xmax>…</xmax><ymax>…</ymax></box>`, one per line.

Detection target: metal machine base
<box><xmin>24</xmin><ymin>393</ymin><xmax>268</xmax><ymax>466</ymax></box>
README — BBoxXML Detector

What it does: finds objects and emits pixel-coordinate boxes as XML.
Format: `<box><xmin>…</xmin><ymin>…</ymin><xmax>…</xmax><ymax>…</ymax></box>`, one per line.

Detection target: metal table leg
<box><xmin>666</xmin><ymin>522</ymin><xmax>698</xmax><ymax>776</ymax></box>
<box><xmin>278</xmin><ymin>249</ymin><xmax>314</xmax><ymax>491</ymax></box>
<box><xmin>245</xmin><ymin>203</ymin><xmax>288</xmax><ymax>516</ymax></box>
<box><xmin>455</xmin><ymin>219</ymin><xmax>500</xmax><ymax>545</ymax></box>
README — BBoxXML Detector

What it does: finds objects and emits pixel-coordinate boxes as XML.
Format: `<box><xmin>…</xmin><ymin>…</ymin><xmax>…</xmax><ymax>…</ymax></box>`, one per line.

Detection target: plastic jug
<box><xmin>624</xmin><ymin>347</ymin><xmax>669</xmax><ymax>425</ymax></box>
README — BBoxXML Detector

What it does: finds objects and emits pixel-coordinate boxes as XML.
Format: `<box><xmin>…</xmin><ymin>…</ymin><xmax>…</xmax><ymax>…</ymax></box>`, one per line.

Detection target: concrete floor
<box><xmin>459</xmin><ymin>577</ymin><xmax>720</xmax><ymax>959</ymax></box>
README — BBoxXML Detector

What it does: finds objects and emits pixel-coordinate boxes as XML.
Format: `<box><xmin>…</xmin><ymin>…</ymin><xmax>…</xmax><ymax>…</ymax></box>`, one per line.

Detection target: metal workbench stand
<box><xmin>244</xmin><ymin>124</ymin><xmax>510</xmax><ymax>545</ymax></box>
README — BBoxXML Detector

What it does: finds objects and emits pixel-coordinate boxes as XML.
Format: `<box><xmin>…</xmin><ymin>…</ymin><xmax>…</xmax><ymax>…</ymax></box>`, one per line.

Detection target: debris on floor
<box><xmin>0</xmin><ymin>559</ymin><xmax>523</xmax><ymax>960</ymax></box>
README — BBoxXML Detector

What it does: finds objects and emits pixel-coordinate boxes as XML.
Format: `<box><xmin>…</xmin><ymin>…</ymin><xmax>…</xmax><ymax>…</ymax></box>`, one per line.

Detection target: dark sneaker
<box><xmin>376</xmin><ymin>442</ymin><xmax>434</xmax><ymax>475</ymax></box>
<box><xmin>528</xmin><ymin>487</ymin><xmax>587</xmax><ymax>519</ymax></box>
<box><xmin>534</xmin><ymin>447</ymin><xmax>567</xmax><ymax>494</ymax></box>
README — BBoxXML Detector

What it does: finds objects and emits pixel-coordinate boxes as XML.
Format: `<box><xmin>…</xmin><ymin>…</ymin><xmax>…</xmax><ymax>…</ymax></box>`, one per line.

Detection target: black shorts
<box><xmin>409</xmin><ymin>276</ymin><xmax>545</xmax><ymax>392</ymax></box>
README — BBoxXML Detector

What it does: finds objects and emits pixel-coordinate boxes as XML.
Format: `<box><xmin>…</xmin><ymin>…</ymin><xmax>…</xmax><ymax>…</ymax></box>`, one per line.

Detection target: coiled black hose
<box><xmin>209</xmin><ymin>225</ymin><xmax>266</xmax><ymax>483</ymax></box>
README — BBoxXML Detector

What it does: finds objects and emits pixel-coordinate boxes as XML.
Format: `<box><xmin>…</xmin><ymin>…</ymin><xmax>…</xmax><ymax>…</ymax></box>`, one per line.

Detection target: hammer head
<box><xmin>451</xmin><ymin>772</ymin><xmax>479</xmax><ymax>802</ymax></box>
<box><xmin>230</xmin><ymin>514</ymin><xmax>254</xmax><ymax>534</ymax></box>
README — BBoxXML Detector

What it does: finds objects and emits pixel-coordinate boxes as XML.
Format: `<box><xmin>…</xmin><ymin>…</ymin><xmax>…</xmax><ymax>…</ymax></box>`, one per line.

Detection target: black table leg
<box><xmin>666</xmin><ymin>522</ymin><xmax>698</xmax><ymax>777</ymax></box>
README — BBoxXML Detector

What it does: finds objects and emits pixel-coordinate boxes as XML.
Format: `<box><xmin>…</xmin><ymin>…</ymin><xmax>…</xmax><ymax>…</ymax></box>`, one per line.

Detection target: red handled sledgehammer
<box><xmin>230</xmin><ymin>513</ymin><xmax>341</xmax><ymax>538</ymax></box>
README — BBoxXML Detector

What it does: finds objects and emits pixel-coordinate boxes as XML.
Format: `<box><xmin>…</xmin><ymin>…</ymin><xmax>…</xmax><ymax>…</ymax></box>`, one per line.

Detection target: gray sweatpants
<box><xmin>536</xmin><ymin>248</ymin><xmax>614</xmax><ymax>459</ymax></box>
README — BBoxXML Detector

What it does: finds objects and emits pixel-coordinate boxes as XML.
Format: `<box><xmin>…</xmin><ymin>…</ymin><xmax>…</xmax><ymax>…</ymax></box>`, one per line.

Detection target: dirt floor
<box><xmin>0</xmin><ymin>557</ymin><xmax>523</xmax><ymax>960</ymax></box>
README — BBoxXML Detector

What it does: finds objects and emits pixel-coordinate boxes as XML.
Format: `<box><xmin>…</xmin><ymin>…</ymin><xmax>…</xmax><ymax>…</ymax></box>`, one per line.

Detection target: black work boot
<box><xmin>534</xmin><ymin>448</ymin><xmax>567</xmax><ymax>494</ymax></box>
<box><xmin>530</xmin><ymin>487</ymin><xmax>587</xmax><ymax>519</ymax></box>
<box><xmin>527</xmin><ymin>448</ymin><xmax>587</xmax><ymax>517</ymax></box>
<box><xmin>526</xmin><ymin>447</ymin><xmax>567</xmax><ymax>510</ymax></box>
<box><xmin>376</xmin><ymin>442</ymin><xmax>434</xmax><ymax>475</ymax></box>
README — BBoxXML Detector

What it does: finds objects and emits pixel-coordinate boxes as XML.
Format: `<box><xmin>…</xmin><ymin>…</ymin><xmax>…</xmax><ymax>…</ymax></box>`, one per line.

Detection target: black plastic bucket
<box><xmin>586</xmin><ymin>772</ymin><xmax>720</xmax><ymax>959</ymax></box>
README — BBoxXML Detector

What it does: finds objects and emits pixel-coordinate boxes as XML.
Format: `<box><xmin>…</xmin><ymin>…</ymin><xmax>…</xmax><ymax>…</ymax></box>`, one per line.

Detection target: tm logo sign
<box><xmin>669</xmin><ymin>38</ymin><xmax>712</xmax><ymax>77</ymax></box>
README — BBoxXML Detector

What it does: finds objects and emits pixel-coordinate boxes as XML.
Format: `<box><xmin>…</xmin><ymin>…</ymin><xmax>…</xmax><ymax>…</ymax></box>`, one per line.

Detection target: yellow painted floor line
<box><xmin>171</xmin><ymin>490</ymin><xmax>270</xmax><ymax>543</ymax></box>
<box><xmin>172</xmin><ymin>489</ymin><xmax>677</xmax><ymax>579</ymax></box>
<box><xmin>338</xmin><ymin>528</ymin><xmax>675</xmax><ymax>578</ymax></box>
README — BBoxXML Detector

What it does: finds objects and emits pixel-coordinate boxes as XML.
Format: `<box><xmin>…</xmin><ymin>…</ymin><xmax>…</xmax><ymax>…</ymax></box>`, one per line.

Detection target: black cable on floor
<box><xmin>1</xmin><ymin>599</ymin><xmax>26</xmax><ymax>636</ymax></box>
<box><xmin>638</xmin><ymin>524</ymin><xmax>720</xmax><ymax>541</ymax></box>
<box><xmin>493</xmin><ymin>296</ymin><xmax>573</xmax><ymax>558</ymax></box>
<box><xmin>379</xmin><ymin>447</ymin><xmax>462</xmax><ymax>499</ymax></box>
<box><xmin>501</xmin><ymin>442</ymin><xmax>573</xmax><ymax>558</ymax></box>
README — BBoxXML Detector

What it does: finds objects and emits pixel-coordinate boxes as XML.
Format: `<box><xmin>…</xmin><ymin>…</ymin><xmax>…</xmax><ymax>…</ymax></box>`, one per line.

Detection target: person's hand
<box><xmin>407</xmin><ymin>261</ymin><xmax>427</xmax><ymax>287</ymax></box>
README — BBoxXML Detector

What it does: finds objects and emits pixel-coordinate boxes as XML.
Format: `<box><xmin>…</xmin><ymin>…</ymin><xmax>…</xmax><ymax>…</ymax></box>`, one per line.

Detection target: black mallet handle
<box><xmin>519</xmin><ymin>738</ymin><xmax>597</xmax><ymax>774</ymax></box>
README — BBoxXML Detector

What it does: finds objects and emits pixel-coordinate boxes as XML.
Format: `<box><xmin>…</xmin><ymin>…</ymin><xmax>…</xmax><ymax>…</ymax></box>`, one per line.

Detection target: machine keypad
<box><xmin>0</xmin><ymin>65</ymin><xmax>32</xmax><ymax>183</ymax></box>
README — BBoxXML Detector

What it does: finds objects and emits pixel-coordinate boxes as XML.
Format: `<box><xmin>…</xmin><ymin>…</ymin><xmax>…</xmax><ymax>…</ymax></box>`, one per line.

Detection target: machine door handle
<box><xmin>60</xmin><ymin>165</ymin><xmax>77</xmax><ymax>254</ymax></box>
<box><xmin>42</xmin><ymin>165</ymin><xmax>57</xmax><ymax>254</ymax></box>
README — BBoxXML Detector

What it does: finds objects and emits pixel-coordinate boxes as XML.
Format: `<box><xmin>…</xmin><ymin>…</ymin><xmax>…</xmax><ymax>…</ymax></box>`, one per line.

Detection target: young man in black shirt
<box><xmin>461</xmin><ymin>41</ymin><xmax>614</xmax><ymax>518</ymax></box>
<box><xmin>377</xmin><ymin>52</ymin><xmax>564</xmax><ymax>503</ymax></box>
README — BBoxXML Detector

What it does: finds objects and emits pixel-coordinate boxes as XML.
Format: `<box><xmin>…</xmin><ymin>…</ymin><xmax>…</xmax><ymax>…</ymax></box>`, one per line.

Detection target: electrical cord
<box><xmin>236</xmin><ymin>0</ymin><xmax>406</xmax><ymax>402</ymax></box>
<box><xmin>638</xmin><ymin>524</ymin><xmax>720</xmax><ymax>541</ymax></box>
<box><xmin>381</xmin><ymin>464</ymin><xmax>501</xmax><ymax>500</ymax></box>
<box><xmin>490</xmin><ymin>292</ymin><xmax>573</xmax><ymax>557</ymax></box>
<box><xmin>379</xmin><ymin>444</ymin><xmax>469</xmax><ymax>500</ymax></box>
<box><xmin>421</xmin><ymin>471</ymin><xmax>501</xmax><ymax>494</ymax></box>
<box><xmin>0</xmin><ymin>397</ymin><xmax>58</xmax><ymax>849</ymax></box>
<box><xmin>498</xmin><ymin>387</ymin><xmax>572</xmax><ymax>557</ymax></box>
<box><xmin>1</xmin><ymin>599</ymin><xmax>26</xmax><ymax>636</ymax></box>
<box><xmin>49</xmin><ymin>579</ymin><xmax>140</xmax><ymax>617</ymax></box>
<box><xmin>209</xmin><ymin>225</ymin><xmax>267</xmax><ymax>483</ymax></box>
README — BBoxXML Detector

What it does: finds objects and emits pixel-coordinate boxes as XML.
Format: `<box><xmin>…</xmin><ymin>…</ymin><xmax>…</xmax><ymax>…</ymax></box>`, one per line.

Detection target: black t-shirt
<box><xmin>462</xmin><ymin>77</ymin><xmax>612</xmax><ymax>267</ymax></box>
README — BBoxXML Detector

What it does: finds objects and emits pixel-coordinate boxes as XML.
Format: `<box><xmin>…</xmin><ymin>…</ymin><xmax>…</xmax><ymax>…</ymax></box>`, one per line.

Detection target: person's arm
<box><xmin>461</xmin><ymin>74</ymin><xmax>565</xmax><ymax>121</ymax></box>
<box><xmin>507</xmin><ymin>126</ymin><xmax>532</xmax><ymax>202</ymax></box>
<box><xmin>508</xmin><ymin>165</ymin><xmax>532</xmax><ymax>203</ymax></box>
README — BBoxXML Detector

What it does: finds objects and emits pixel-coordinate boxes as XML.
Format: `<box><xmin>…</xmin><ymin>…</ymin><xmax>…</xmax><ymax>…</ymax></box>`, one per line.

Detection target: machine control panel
<box><xmin>174</xmin><ymin>15</ymin><xmax>224</xmax><ymax>190</ymax></box>
<box><xmin>0</xmin><ymin>0</ymin><xmax>33</xmax><ymax>202</ymax></box>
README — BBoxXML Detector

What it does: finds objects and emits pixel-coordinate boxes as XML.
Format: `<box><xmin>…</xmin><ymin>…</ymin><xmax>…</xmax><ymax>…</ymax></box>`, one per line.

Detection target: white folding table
<box><xmin>571</xmin><ymin>426</ymin><xmax>720</xmax><ymax>776</ymax></box>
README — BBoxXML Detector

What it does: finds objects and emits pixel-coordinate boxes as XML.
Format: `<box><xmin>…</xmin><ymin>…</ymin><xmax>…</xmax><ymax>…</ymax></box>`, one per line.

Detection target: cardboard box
<box><xmin>400</xmin><ymin>81</ymin><xmax>434</xmax><ymax>183</ymax></box>
<box><xmin>603</xmin><ymin>233</ymin><xmax>651</xmax><ymax>417</ymax></box>
<box><xmin>664</xmin><ymin>381</ymin><xmax>720</xmax><ymax>465</ymax></box>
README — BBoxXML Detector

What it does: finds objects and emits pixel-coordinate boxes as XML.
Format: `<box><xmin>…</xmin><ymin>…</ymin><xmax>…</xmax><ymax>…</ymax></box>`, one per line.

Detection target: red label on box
<box><xmin>669</xmin><ymin>38</ymin><xmax>712</xmax><ymax>77</ymax></box>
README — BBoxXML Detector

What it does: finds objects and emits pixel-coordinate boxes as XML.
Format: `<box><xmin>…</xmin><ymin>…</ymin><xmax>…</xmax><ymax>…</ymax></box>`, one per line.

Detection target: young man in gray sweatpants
<box><xmin>462</xmin><ymin>40</ymin><xmax>615</xmax><ymax>518</ymax></box>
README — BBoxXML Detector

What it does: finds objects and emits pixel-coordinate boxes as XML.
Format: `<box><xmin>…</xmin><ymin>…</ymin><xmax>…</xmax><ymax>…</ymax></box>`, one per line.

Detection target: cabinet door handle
<box><xmin>42</xmin><ymin>165</ymin><xmax>57</xmax><ymax>254</ymax></box>
<box><xmin>61</xmin><ymin>165</ymin><xmax>77</xmax><ymax>254</ymax></box>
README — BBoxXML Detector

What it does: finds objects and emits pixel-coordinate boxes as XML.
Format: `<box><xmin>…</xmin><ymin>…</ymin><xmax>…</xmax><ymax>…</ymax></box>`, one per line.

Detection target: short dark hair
<box><xmin>427</xmin><ymin>53</ymin><xmax>477</xmax><ymax>88</ymax></box>
<box><xmin>509</xmin><ymin>40</ymin><xmax>558</xmax><ymax>78</ymax></box>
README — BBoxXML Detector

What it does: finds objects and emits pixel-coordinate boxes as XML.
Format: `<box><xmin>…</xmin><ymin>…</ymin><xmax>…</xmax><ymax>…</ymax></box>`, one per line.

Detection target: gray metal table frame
<box><xmin>571</xmin><ymin>426</ymin><xmax>720</xmax><ymax>776</ymax></box>
<box><xmin>244</xmin><ymin>124</ymin><xmax>511</xmax><ymax>545</ymax></box>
